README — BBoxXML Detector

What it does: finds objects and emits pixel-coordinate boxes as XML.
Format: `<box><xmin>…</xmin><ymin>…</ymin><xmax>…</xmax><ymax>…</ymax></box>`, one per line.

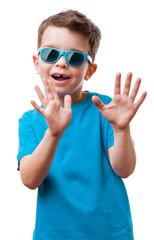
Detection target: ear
<box><xmin>33</xmin><ymin>54</ymin><xmax>40</xmax><ymax>74</ymax></box>
<box><xmin>84</xmin><ymin>64</ymin><xmax>97</xmax><ymax>80</ymax></box>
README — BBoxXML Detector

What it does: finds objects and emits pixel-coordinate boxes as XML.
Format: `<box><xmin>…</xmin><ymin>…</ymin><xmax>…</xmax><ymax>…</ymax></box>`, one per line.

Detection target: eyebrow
<box><xmin>70</xmin><ymin>48</ymin><xmax>84</xmax><ymax>53</ymax></box>
<box><xmin>41</xmin><ymin>45</ymin><xmax>85</xmax><ymax>53</ymax></box>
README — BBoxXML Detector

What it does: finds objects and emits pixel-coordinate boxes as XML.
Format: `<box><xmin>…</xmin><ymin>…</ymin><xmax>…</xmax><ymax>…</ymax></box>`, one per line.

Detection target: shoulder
<box><xmin>19</xmin><ymin>108</ymin><xmax>42</xmax><ymax>121</ymax></box>
<box><xmin>19</xmin><ymin>108</ymin><xmax>44</xmax><ymax>127</ymax></box>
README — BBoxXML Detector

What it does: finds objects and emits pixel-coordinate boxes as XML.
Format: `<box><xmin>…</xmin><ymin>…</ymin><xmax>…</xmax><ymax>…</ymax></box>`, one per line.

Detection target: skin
<box><xmin>92</xmin><ymin>72</ymin><xmax>147</xmax><ymax>177</ymax></box>
<box><xmin>33</xmin><ymin>26</ymin><xmax>97</xmax><ymax>105</ymax></box>
<box><xmin>19</xmin><ymin>26</ymin><xmax>147</xmax><ymax>189</ymax></box>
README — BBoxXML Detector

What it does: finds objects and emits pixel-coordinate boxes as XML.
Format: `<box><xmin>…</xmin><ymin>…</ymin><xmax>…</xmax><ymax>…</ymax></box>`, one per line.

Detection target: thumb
<box><xmin>64</xmin><ymin>95</ymin><xmax>72</xmax><ymax>109</ymax></box>
<box><xmin>92</xmin><ymin>96</ymin><xmax>105</xmax><ymax>111</ymax></box>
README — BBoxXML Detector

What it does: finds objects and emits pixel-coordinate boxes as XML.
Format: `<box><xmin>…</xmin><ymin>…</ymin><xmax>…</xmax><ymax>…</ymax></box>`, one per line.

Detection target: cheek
<box><xmin>72</xmin><ymin>66</ymin><xmax>88</xmax><ymax>80</ymax></box>
<box><xmin>39</xmin><ymin>62</ymin><xmax>51</xmax><ymax>77</ymax></box>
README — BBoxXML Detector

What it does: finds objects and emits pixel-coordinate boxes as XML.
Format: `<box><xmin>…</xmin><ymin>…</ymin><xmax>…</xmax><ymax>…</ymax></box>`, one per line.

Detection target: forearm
<box><xmin>20</xmin><ymin>129</ymin><xmax>62</xmax><ymax>189</ymax></box>
<box><xmin>109</xmin><ymin>125</ymin><xmax>136</xmax><ymax>178</ymax></box>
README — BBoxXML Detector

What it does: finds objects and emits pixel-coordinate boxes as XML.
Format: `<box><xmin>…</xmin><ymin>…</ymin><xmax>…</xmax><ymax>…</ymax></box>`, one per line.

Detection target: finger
<box><xmin>134</xmin><ymin>91</ymin><xmax>147</xmax><ymax>110</ymax></box>
<box><xmin>130</xmin><ymin>78</ymin><xmax>141</xmax><ymax>102</ymax></box>
<box><xmin>92</xmin><ymin>96</ymin><xmax>105</xmax><ymax>111</ymax></box>
<box><xmin>114</xmin><ymin>72</ymin><xmax>121</xmax><ymax>95</ymax></box>
<box><xmin>122</xmin><ymin>72</ymin><xmax>132</xmax><ymax>96</ymax></box>
<box><xmin>34</xmin><ymin>85</ymin><xmax>47</xmax><ymax>108</ymax></box>
<box><xmin>30</xmin><ymin>100</ymin><xmax>45</xmax><ymax>116</ymax></box>
<box><xmin>47</xmin><ymin>79</ymin><xmax>59</xmax><ymax>100</ymax></box>
<box><xmin>64</xmin><ymin>95</ymin><xmax>72</xmax><ymax>109</ymax></box>
<box><xmin>42</xmin><ymin>78</ymin><xmax>54</xmax><ymax>101</ymax></box>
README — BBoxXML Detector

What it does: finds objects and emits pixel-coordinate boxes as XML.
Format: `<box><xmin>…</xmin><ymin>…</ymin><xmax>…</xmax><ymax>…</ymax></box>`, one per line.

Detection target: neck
<box><xmin>59</xmin><ymin>91</ymin><xmax>88</xmax><ymax>106</ymax></box>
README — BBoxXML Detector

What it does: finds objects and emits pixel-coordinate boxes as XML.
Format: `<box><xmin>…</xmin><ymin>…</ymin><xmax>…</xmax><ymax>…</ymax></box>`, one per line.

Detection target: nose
<box><xmin>55</xmin><ymin>55</ymin><xmax>68</xmax><ymax>69</ymax></box>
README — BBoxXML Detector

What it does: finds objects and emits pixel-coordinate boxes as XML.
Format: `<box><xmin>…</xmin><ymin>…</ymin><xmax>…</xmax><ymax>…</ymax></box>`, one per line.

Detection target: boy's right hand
<box><xmin>30</xmin><ymin>78</ymin><xmax>72</xmax><ymax>137</ymax></box>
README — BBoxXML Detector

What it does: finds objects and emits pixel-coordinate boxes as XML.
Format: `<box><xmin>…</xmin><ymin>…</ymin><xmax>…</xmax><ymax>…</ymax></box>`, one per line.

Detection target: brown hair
<box><xmin>37</xmin><ymin>10</ymin><xmax>101</xmax><ymax>62</ymax></box>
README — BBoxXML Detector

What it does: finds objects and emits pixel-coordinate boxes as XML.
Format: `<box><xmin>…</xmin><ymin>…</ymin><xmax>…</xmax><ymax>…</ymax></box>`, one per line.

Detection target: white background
<box><xmin>0</xmin><ymin>0</ymin><xmax>154</xmax><ymax>239</ymax></box>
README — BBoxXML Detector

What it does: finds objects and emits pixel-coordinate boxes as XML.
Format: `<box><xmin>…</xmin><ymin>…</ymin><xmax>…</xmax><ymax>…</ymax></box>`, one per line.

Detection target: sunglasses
<box><xmin>38</xmin><ymin>47</ymin><xmax>92</xmax><ymax>67</ymax></box>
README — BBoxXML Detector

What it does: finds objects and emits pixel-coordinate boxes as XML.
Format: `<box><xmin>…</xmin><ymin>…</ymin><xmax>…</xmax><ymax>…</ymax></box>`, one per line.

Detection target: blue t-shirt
<box><xmin>17</xmin><ymin>92</ymin><xmax>134</xmax><ymax>240</ymax></box>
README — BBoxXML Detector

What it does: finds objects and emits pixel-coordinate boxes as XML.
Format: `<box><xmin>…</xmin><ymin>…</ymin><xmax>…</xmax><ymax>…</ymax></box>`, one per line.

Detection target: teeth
<box><xmin>54</xmin><ymin>74</ymin><xmax>61</xmax><ymax>78</ymax></box>
<box><xmin>52</xmin><ymin>74</ymin><xmax>69</xmax><ymax>80</ymax></box>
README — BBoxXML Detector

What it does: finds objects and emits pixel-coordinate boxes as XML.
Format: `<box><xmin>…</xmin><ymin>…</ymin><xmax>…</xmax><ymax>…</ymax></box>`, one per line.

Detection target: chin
<box><xmin>57</xmin><ymin>91</ymin><xmax>69</xmax><ymax>98</ymax></box>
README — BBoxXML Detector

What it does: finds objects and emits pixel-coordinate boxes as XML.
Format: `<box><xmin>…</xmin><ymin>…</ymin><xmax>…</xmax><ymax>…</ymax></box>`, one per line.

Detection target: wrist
<box><xmin>45</xmin><ymin>128</ymin><xmax>64</xmax><ymax>140</ymax></box>
<box><xmin>111</xmin><ymin>124</ymin><xmax>130</xmax><ymax>135</ymax></box>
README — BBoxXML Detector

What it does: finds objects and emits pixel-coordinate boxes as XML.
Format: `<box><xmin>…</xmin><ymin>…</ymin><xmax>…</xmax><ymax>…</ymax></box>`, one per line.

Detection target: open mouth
<box><xmin>52</xmin><ymin>74</ymin><xmax>70</xmax><ymax>81</ymax></box>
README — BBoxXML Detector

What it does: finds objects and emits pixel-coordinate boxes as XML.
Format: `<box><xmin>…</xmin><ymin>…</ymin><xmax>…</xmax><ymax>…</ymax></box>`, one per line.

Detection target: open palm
<box><xmin>31</xmin><ymin>78</ymin><xmax>72</xmax><ymax>136</ymax></box>
<box><xmin>92</xmin><ymin>73</ymin><xmax>147</xmax><ymax>130</ymax></box>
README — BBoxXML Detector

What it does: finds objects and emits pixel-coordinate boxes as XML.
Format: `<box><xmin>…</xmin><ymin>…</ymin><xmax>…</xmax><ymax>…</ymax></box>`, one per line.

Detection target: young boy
<box><xmin>17</xmin><ymin>10</ymin><xmax>147</xmax><ymax>240</ymax></box>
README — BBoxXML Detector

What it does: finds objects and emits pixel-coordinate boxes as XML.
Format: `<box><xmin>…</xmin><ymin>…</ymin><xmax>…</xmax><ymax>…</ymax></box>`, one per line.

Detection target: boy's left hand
<box><xmin>92</xmin><ymin>72</ymin><xmax>147</xmax><ymax>130</ymax></box>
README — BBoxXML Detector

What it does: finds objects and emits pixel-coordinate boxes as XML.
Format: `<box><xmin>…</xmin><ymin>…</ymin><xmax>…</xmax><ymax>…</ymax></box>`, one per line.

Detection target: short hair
<box><xmin>37</xmin><ymin>10</ymin><xmax>101</xmax><ymax>62</ymax></box>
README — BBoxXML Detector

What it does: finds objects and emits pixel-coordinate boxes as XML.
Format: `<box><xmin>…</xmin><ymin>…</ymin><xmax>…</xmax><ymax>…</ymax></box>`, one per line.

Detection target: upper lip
<box><xmin>51</xmin><ymin>73</ymin><xmax>71</xmax><ymax>80</ymax></box>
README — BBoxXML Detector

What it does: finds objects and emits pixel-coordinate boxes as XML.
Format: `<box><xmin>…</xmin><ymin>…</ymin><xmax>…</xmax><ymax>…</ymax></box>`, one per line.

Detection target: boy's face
<box><xmin>33</xmin><ymin>26</ymin><xmax>97</xmax><ymax>104</ymax></box>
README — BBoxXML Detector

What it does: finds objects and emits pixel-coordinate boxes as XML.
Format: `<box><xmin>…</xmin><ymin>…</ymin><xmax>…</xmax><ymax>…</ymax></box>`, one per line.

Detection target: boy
<box><xmin>17</xmin><ymin>10</ymin><xmax>147</xmax><ymax>240</ymax></box>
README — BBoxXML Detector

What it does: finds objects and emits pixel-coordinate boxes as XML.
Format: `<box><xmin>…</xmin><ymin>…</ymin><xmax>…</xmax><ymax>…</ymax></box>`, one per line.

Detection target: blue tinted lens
<box><xmin>66</xmin><ymin>52</ymin><xmax>85</xmax><ymax>66</ymax></box>
<box><xmin>41</xmin><ymin>48</ymin><xmax>59</xmax><ymax>62</ymax></box>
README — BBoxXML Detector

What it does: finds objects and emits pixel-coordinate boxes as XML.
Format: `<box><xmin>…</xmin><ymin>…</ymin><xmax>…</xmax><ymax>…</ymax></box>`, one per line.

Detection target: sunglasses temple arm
<box><xmin>87</xmin><ymin>55</ymin><xmax>92</xmax><ymax>64</ymax></box>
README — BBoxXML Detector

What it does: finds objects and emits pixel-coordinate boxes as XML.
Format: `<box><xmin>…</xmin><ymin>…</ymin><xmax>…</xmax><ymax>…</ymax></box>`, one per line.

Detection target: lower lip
<box><xmin>52</xmin><ymin>78</ymin><xmax>70</xmax><ymax>85</ymax></box>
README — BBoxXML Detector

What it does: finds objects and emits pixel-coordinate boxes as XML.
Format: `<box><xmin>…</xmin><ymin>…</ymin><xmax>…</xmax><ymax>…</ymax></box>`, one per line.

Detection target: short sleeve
<box><xmin>97</xmin><ymin>94</ymin><xmax>114</xmax><ymax>149</ymax></box>
<box><xmin>107</xmin><ymin>122</ymin><xmax>114</xmax><ymax>149</ymax></box>
<box><xmin>17</xmin><ymin>112</ymin><xmax>38</xmax><ymax>170</ymax></box>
